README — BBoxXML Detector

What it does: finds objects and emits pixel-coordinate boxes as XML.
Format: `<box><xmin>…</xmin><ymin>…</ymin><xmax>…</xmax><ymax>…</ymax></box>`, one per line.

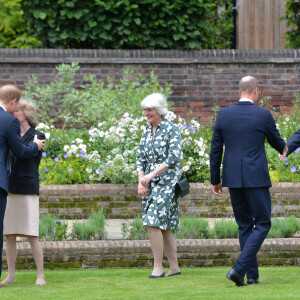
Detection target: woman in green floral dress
<box><xmin>136</xmin><ymin>93</ymin><xmax>182</xmax><ymax>278</ymax></box>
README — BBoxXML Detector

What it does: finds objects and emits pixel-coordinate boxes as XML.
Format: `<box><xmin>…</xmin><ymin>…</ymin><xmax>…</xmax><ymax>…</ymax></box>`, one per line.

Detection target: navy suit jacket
<box><xmin>0</xmin><ymin>107</ymin><xmax>38</xmax><ymax>194</ymax></box>
<box><xmin>210</xmin><ymin>101</ymin><xmax>286</xmax><ymax>188</ymax></box>
<box><xmin>287</xmin><ymin>129</ymin><xmax>300</xmax><ymax>156</ymax></box>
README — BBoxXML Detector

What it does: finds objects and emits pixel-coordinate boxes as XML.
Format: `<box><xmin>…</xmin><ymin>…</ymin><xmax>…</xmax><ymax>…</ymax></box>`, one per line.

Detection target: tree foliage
<box><xmin>281</xmin><ymin>0</ymin><xmax>300</xmax><ymax>48</ymax></box>
<box><xmin>20</xmin><ymin>0</ymin><xmax>233</xmax><ymax>49</ymax></box>
<box><xmin>0</xmin><ymin>0</ymin><xmax>41</xmax><ymax>48</ymax></box>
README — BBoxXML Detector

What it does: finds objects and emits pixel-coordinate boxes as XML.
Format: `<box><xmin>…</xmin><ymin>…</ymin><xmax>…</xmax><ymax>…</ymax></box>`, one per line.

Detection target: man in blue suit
<box><xmin>0</xmin><ymin>85</ymin><xmax>45</xmax><ymax>287</ymax></box>
<box><xmin>210</xmin><ymin>76</ymin><xmax>287</xmax><ymax>286</ymax></box>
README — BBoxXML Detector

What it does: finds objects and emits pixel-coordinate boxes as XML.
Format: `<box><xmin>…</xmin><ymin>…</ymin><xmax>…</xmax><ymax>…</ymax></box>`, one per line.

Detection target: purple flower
<box><xmin>44</xmin><ymin>168</ymin><xmax>48</xmax><ymax>172</ymax></box>
<box><xmin>56</xmin><ymin>221</ymin><xmax>61</xmax><ymax>225</ymax></box>
<box><xmin>80</xmin><ymin>150</ymin><xmax>85</xmax><ymax>155</ymax></box>
<box><xmin>96</xmin><ymin>169</ymin><xmax>102</xmax><ymax>174</ymax></box>
<box><xmin>290</xmin><ymin>166</ymin><xmax>297</xmax><ymax>173</ymax></box>
<box><xmin>54</xmin><ymin>157</ymin><xmax>59</xmax><ymax>162</ymax></box>
<box><xmin>284</xmin><ymin>161</ymin><xmax>289</xmax><ymax>166</ymax></box>
<box><xmin>64</xmin><ymin>153</ymin><xmax>68</xmax><ymax>159</ymax></box>
<box><xmin>68</xmin><ymin>167</ymin><xmax>73</xmax><ymax>172</ymax></box>
<box><xmin>42</xmin><ymin>152</ymin><xmax>47</xmax><ymax>157</ymax></box>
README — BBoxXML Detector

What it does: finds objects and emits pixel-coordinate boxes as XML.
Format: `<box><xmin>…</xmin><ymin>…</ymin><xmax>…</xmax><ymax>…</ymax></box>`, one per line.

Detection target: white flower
<box><xmin>86</xmin><ymin>168</ymin><xmax>92</xmax><ymax>173</ymax></box>
<box><xmin>36</xmin><ymin>123</ymin><xmax>50</xmax><ymax>130</ymax></box>
<box><xmin>182</xmin><ymin>166</ymin><xmax>189</xmax><ymax>172</ymax></box>
<box><xmin>45</xmin><ymin>132</ymin><xmax>51</xmax><ymax>139</ymax></box>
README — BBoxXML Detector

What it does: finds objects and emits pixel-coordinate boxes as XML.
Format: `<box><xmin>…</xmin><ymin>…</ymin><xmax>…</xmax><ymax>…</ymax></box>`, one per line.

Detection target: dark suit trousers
<box><xmin>229</xmin><ymin>187</ymin><xmax>271</xmax><ymax>279</ymax></box>
<box><xmin>0</xmin><ymin>188</ymin><xmax>7</xmax><ymax>279</ymax></box>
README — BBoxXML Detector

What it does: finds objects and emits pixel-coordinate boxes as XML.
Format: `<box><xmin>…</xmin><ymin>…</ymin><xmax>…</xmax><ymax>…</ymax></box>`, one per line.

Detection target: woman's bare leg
<box><xmin>146</xmin><ymin>226</ymin><xmax>164</xmax><ymax>276</ymax></box>
<box><xmin>162</xmin><ymin>230</ymin><xmax>180</xmax><ymax>276</ymax></box>
<box><xmin>28</xmin><ymin>236</ymin><xmax>46</xmax><ymax>285</ymax></box>
<box><xmin>1</xmin><ymin>235</ymin><xmax>17</xmax><ymax>284</ymax></box>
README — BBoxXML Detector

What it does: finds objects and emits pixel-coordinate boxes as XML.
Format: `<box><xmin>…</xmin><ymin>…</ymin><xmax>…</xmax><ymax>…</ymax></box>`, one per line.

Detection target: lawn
<box><xmin>1</xmin><ymin>267</ymin><xmax>299</xmax><ymax>300</ymax></box>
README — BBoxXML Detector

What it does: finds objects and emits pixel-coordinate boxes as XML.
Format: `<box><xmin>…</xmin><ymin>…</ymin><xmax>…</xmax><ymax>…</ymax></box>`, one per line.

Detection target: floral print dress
<box><xmin>136</xmin><ymin>118</ymin><xmax>182</xmax><ymax>230</ymax></box>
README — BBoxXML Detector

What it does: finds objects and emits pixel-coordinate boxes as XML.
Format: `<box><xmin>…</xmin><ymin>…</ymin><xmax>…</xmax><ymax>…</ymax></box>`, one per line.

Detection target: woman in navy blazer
<box><xmin>2</xmin><ymin>99</ymin><xmax>46</xmax><ymax>286</ymax></box>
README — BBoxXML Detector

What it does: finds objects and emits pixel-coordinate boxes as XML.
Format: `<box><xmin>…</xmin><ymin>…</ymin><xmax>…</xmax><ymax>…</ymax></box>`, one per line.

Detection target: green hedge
<box><xmin>20</xmin><ymin>0</ymin><xmax>233</xmax><ymax>49</ymax></box>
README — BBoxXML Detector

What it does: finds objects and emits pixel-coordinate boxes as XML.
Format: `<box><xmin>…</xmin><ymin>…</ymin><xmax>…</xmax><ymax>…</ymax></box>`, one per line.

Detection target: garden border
<box><xmin>2</xmin><ymin>238</ymin><xmax>299</xmax><ymax>270</ymax></box>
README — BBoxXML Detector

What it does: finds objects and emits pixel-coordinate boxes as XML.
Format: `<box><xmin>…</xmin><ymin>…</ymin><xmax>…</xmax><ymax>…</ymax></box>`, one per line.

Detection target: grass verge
<box><xmin>1</xmin><ymin>267</ymin><xmax>299</xmax><ymax>299</ymax></box>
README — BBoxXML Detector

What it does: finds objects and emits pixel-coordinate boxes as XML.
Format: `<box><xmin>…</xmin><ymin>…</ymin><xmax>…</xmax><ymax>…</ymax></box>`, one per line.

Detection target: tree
<box><xmin>281</xmin><ymin>0</ymin><xmax>300</xmax><ymax>48</ymax></box>
<box><xmin>0</xmin><ymin>0</ymin><xmax>41</xmax><ymax>48</ymax></box>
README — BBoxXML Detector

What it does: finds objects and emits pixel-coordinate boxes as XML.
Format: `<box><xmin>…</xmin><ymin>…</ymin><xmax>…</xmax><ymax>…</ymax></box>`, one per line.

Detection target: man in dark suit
<box><xmin>210</xmin><ymin>76</ymin><xmax>287</xmax><ymax>286</ymax></box>
<box><xmin>280</xmin><ymin>129</ymin><xmax>300</xmax><ymax>160</ymax></box>
<box><xmin>0</xmin><ymin>85</ymin><xmax>45</xmax><ymax>288</ymax></box>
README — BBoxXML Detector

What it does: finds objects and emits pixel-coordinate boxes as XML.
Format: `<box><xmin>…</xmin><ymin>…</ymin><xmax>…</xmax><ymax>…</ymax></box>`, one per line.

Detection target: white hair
<box><xmin>140</xmin><ymin>93</ymin><xmax>168</xmax><ymax>117</ymax></box>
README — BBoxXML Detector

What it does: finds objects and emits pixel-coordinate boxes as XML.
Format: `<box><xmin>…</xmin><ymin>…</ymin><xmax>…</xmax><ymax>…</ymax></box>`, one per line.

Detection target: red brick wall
<box><xmin>39</xmin><ymin>183</ymin><xmax>300</xmax><ymax>219</ymax></box>
<box><xmin>3</xmin><ymin>238</ymin><xmax>299</xmax><ymax>270</ymax></box>
<box><xmin>0</xmin><ymin>49</ymin><xmax>299</xmax><ymax>124</ymax></box>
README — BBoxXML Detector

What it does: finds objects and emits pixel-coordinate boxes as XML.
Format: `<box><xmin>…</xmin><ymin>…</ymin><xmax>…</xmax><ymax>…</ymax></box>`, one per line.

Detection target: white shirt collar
<box><xmin>239</xmin><ymin>98</ymin><xmax>253</xmax><ymax>103</ymax></box>
<box><xmin>0</xmin><ymin>104</ymin><xmax>6</xmax><ymax>111</ymax></box>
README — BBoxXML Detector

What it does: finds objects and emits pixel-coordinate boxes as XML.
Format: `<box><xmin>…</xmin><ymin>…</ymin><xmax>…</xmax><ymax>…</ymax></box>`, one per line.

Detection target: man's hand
<box><xmin>212</xmin><ymin>183</ymin><xmax>223</xmax><ymax>197</ymax></box>
<box><xmin>279</xmin><ymin>141</ymin><xmax>288</xmax><ymax>162</ymax></box>
<box><xmin>33</xmin><ymin>134</ymin><xmax>46</xmax><ymax>150</ymax></box>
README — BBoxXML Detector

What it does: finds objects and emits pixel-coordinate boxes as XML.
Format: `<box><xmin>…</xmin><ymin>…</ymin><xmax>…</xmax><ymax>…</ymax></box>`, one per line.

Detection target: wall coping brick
<box><xmin>1</xmin><ymin>49</ymin><xmax>300</xmax><ymax>64</ymax></box>
<box><xmin>40</xmin><ymin>182</ymin><xmax>300</xmax><ymax>195</ymax></box>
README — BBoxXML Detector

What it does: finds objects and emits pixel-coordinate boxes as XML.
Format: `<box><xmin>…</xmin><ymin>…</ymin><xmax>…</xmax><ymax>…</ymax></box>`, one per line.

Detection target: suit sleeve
<box><xmin>265</xmin><ymin>112</ymin><xmax>286</xmax><ymax>154</ymax></box>
<box><xmin>7</xmin><ymin>118</ymin><xmax>38</xmax><ymax>158</ymax></box>
<box><xmin>287</xmin><ymin>129</ymin><xmax>300</xmax><ymax>156</ymax></box>
<box><xmin>210</xmin><ymin>115</ymin><xmax>224</xmax><ymax>185</ymax></box>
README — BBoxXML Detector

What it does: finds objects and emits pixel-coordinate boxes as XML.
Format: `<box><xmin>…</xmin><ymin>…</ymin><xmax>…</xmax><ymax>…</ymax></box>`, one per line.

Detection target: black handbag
<box><xmin>175</xmin><ymin>178</ymin><xmax>190</xmax><ymax>198</ymax></box>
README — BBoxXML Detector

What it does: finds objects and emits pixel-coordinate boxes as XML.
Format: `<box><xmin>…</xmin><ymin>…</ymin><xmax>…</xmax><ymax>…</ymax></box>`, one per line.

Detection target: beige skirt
<box><xmin>3</xmin><ymin>193</ymin><xmax>39</xmax><ymax>237</ymax></box>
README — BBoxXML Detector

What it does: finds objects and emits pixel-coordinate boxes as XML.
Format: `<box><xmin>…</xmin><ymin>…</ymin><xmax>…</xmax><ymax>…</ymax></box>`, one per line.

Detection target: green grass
<box><xmin>1</xmin><ymin>267</ymin><xmax>299</xmax><ymax>299</ymax></box>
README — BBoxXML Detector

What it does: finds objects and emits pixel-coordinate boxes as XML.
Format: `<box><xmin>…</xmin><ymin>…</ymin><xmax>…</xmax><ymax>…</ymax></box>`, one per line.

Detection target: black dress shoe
<box><xmin>226</xmin><ymin>269</ymin><xmax>247</xmax><ymax>286</ymax></box>
<box><xmin>247</xmin><ymin>278</ymin><xmax>259</xmax><ymax>284</ymax></box>
<box><xmin>148</xmin><ymin>272</ymin><xmax>165</xmax><ymax>279</ymax></box>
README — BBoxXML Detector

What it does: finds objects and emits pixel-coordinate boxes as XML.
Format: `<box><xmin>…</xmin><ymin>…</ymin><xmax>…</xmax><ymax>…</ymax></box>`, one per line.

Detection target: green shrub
<box><xmin>268</xmin><ymin>216</ymin><xmax>300</xmax><ymax>238</ymax></box>
<box><xmin>39</xmin><ymin>214</ymin><xmax>68</xmax><ymax>241</ymax></box>
<box><xmin>71</xmin><ymin>209</ymin><xmax>107</xmax><ymax>240</ymax></box>
<box><xmin>213</xmin><ymin>219</ymin><xmax>238</xmax><ymax>239</ymax></box>
<box><xmin>24</xmin><ymin>64</ymin><xmax>172</xmax><ymax>129</ymax></box>
<box><xmin>121</xmin><ymin>216</ymin><xmax>148</xmax><ymax>240</ymax></box>
<box><xmin>175</xmin><ymin>217</ymin><xmax>213</xmax><ymax>239</ymax></box>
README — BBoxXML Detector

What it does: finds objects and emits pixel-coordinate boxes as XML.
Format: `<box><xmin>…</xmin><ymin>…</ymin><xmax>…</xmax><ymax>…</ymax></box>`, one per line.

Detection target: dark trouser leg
<box><xmin>229</xmin><ymin>187</ymin><xmax>271</xmax><ymax>277</ymax></box>
<box><xmin>0</xmin><ymin>188</ymin><xmax>7</xmax><ymax>279</ymax></box>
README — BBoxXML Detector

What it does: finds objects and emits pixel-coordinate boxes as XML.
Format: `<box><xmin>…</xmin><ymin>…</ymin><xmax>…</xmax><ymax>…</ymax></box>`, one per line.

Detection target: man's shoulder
<box><xmin>0</xmin><ymin>110</ymin><xmax>17</xmax><ymax>126</ymax></box>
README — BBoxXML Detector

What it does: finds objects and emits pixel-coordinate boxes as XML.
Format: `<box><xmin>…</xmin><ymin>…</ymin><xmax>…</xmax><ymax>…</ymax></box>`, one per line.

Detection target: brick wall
<box><xmin>2</xmin><ymin>238</ymin><xmax>299</xmax><ymax>270</ymax></box>
<box><xmin>0</xmin><ymin>49</ymin><xmax>300</xmax><ymax>124</ymax></box>
<box><xmin>39</xmin><ymin>183</ymin><xmax>300</xmax><ymax>219</ymax></box>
